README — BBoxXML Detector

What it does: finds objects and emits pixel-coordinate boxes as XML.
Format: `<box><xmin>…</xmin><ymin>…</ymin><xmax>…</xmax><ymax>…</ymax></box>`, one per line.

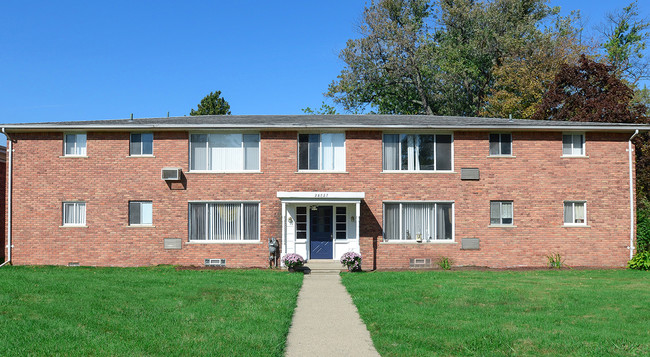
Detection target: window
<box><xmin>383</xmin><ymin>202</ymin><xmax>453</xmax><ymax>241</ymax></box>
<box><xmin>129</xmin><ymin>201</ymin><xmax>152</xmax><ymax>225</ymax></box>
<box><xmin>190</xmin><ymin>133</ymin><xmax>259</xmax><ymax>171</ymax></box>
<box><xmin>562</xmin><ymin>134</ymin><xmax>585</xmax><ymax>156</ymax></box>
<box><xmin>189</xmin><ymin>202</ymin><xmax>259</xmax><ymax>241</ymax></box>
<box><xmin>564</xmin><ymin>201</ymin><xmax>586</xmax><ymax>225</ymax></box>
<box><xmin>64</xmin><ymin>134</ymin><xmax>87</xmax><ymax>156</ymax></box>
<box><xmin>296</xmin><ymin>207</ymin><xmax>307</xmax><ymax>239</ymax></box>
<box><xmin>383</xmin><ymin>134</ymin><xmax>452</xmax><ymax>171</ymax></box>
<box><xmin>490</xmin><ymin>201</ymin><xmax>513</xmax><ymax>225</ymax></box>
<box><xmin>298</xmin><ymin>133</ymin><xmax>345</xmax><ymax>171</ymax></box>
<box><xmin>63</xmin><ymin>202</ymin><xmax>86</xmax><ymax>226</ymax></box>
<box><xmin>489</xmin><ymin>134</ymin><xmax>512</xmax><ymax>156</ymax></box>
<box><xmin>130</xmin><ymin>133</ymin><xmax>153</xmax><ymax>156</ymax></box>
<box><xmin>335</xmin><ymin>207</ymin><xmax>347</xmax><ymax>239</ymax></box>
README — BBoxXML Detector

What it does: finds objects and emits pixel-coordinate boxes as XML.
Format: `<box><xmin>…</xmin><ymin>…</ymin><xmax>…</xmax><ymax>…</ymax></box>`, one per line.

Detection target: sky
<box><xmin>1</xmin><ymin>0</ymin><xmax>648</xmax><ymax>124</ymax></box>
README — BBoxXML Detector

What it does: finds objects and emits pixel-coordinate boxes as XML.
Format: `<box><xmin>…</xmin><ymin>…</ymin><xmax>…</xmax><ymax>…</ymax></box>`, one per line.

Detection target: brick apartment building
<box><xmin>2</xmin><ymin>115</ymin><xmax>646</xmax><ymax>269</ymax></box>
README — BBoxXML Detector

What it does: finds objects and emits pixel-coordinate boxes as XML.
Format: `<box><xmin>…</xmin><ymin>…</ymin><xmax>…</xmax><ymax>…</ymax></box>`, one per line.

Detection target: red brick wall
<box><xmin>0</xmin><ymin>157</ymin><xmax>5</xmax><ymax>262</ymax></box>
<box><xmin>7</xmin><ymin>130</ymin><xmax>635</xmax><ymax>268</ymax></box>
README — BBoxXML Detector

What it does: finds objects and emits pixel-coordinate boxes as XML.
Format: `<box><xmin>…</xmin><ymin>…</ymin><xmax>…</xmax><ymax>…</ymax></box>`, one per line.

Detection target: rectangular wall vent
<box><xmin>461</xmin><ymin>238</ymin><xmax>480</xmax><ymax>250</ymax></box>
<box><xmin>409</xmin><ymin>258</ymin><xmax>431</xmax><ymax>268</ymax></box>
<box><xmin>161</xmin><ymin>167</ymin><xmax>182</xmax><ymax>181</ymax></box>
<box><xmin>204</xmin><ymin>258</ymin><xmax>226</xmax><ymax>267</ymax></box>
<box><xmin>461</xmin><ymin>168</ymin><xmax>480</xmax><ymax>180</ymax></box>
<box><xmin>164</xmin><ymin>238</ymin><xmax>182</xmax><ymax>250</ymax></box>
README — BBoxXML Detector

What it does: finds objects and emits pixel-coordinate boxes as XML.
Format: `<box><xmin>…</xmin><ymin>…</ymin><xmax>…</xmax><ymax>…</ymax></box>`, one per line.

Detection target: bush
<box><xmin>546</xmin><ymin>253</ymin><xmax>564</xmax><ymax>269</ymax></box>
<box><xmin>282</xmin><ymin>253</ymin><xmax>305</xmax><ymax>269</ymax></box>
<box><xmin>637</xmin><ymin>208</ymin><xmax>650</xmax><ymax>252</ymax></box>
<box><xmin>437</xmin><ymin>256</ymin><xmax>452</xmax><ymax>270</ymax></box>
<box><xmin>340</xmin><ymin>252</ymin><xmax>362</xmax><ymax>272</ymax></box>
<box><xmin>628</xmin><ymin>251</ymin><xmax>650</xmax><ymax>270</ymax></box>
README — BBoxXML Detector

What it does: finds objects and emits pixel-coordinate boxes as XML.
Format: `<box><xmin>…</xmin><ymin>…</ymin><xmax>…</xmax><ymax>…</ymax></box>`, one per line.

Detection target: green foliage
<box><xmin>546</xmin><ymin>253</ymin><xmax>564</xmax><ymax>269</ymax></box>
<box><xmin>302</xmin><ymin>101</ymin><xmax>338</xmax><ymax>115</ymax></box>
<box><xmin>327</xmin><ymin>0</ymin><xmax>580</xmax><ymax>116</ymax></box>
<box><xmin>190</xmin><ymin>90</ymin><xmax>231</xmax><ymax>116</ymax></box>
<box><xmin>636</xmin><ymin>208</ymin><xmax>650</xmax><ymax>252</ymax></box>
<box><xmin>628</xmin><ymin>251</ymin><xmax>650</xmax><ymax>270</ymax></box>
<box><xmin>342</xmin><ymin>270</ymin><xmax>650</xmax><ymax>356</ymax></box>
<box><xmin>437</xmin><ymin>256</ymin><xmax>452</xmax><ymax>270</ymax></box>
<box><xmin>0</xmin><ymin>266</ymin><xmax>302</xmax><ymax>356</ymax></box>
<box><xmin>601</xmin><ymin>1</ymin><xmax>650</xmax><ymax>85</ymax></box>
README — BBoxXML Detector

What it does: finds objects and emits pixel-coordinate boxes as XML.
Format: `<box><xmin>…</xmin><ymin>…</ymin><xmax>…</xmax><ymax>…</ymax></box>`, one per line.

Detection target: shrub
<box><xmin>340</xmin><ymin>252</ymin><xmax>362</xmax><ymax>272</ymax></box>
<box><xmin>546</xmin><ymin>253</ymin><xmax>564</xmax><ymax>269</ymax></box>
<box><xmin>636</xmin><ymin>208</ymin><xmax>650</xmax><ymax>252</ymax></box>
<box><xmin>282</xmin><ymin>253</ymin><xmax>305</xmax><ymax>269</ymax></box>
<box><xmin>628</xmin><ymin>251</ymin><xmax>650</xmax><ymax>270</ymax></box>
<box><xmin>437</xmin><ymin>256</ymin><xmax>452</xmax><ymax>270</ymax></box>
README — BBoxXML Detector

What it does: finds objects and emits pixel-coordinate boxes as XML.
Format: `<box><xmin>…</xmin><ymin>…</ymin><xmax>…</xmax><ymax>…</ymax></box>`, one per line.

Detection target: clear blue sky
<box><xmin>1</xmin><ymin>0</ymin><xmax>648</xmax><ymax>124</ymax></box>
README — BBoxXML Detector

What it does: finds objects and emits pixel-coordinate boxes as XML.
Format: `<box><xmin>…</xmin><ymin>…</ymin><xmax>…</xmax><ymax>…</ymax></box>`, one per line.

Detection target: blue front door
<box><xmin>310</xmin><ymin>206</ymin><xmax>333</xmax><ymax>259</ymax></box>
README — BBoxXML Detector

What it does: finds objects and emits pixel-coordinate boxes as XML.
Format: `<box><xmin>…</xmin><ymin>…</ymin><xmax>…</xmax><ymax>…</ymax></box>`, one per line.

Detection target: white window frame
<box><xmin>129</xmin><ymin>201</ymin><xmax>153</xmax><ymax>226</ymax></box>
<box><xmin>562</xmin><ymin>133</ymin><xmax>586</xmax><ymax>157</ymax></box>
<box><xmin>564</xmin><ymin>201</ymin><xmax>587</xmax><ymax>226</ymax></box>
<box><xmin>382</xmin><ymin>201</ymin><xmax>455</xmax><ymax>242</ymax></box>
<box><xmin>188</xmin><ymin>132</ymin><xmax>261</xmax><ymax>172</ymax></box>
<box><xmin>62</xmin><ymin>201</ymin><xmax>86</xmax><ymax>226</ymax></box>
<box><xmin>297</xmin><ymin>132</ymin><xmax>346</xmax><ymax>172</ymax></box>
<box><xmin>188</xmin><ymin>201</ymin><xmax>261</xmax><ymax>242</ymax></box>
<box><xmin>130</xmin><ymin>133</ymin><xmax>154</xmax><ymax>156</ymax></box>
<box><xmin>490</xmin><ymin>201</ymin><xmax>514</xmax><ymax>226</ymax></box>
<box><xmin>382</xmin><ymin>133</ymin><xmax>454</xmax><ymax>172</ymax></box>
<box><xmin>63</xmin><ymin>133</ymin><xmax>87</xmax><ymax>157</ymax></box>
<box><xmin>489</xmin><ymin>133</ymin><xmax>513</xmax><ymax>156</ymax></box>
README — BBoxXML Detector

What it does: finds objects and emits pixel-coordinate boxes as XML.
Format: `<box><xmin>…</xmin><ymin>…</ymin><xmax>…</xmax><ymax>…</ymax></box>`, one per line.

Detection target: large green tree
<box><xmin>190</xmin><ymin>90</ymin><xmax>231</xmax><ymax>116</ymax></box>
<box><xmin>327</xmin><ymin>0</ymin><xmax>578</xmax><ymax>116</ymax></box>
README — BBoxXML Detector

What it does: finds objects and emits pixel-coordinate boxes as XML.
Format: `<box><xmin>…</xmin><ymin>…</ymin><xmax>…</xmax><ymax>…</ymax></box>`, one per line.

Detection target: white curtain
<box><xmin>383</xmin><ymin>135</ymin><xmax>399</xmax><ymax>170</ymax></box>
<box><xmin>501</xmin><ymin>202</ymin><xmax>513</xmax><ymax>224</ymax></box>
<box><xmin>402</xmin><ymin>203</ymin><xmax>434</xmax><ymax>240</ymax></box>
<box><xmin>190</xmin><ymin>204</ymin><xmax>206</xmax><ymax>240</ymax></box>
<box><xmin>210</xmin><ymin>203</ymin><xmax>240</xmax><ymax>240</ymax></box>
<box><xmin>384</xmin><ymin>204</ymin><xmax>400</xmax><ymax>240</ymax></box>
<box><xmin>243</xmin><ymin>134</ymin><xmax>259</xmax><ymax>170</ymax></box>
<box><xmin>141</xmin><ymin>202</ymin><xmax>153</xmax><ymax>225</ymax></box>
<box><xmin>210</xmin><ymin>134</ymin><xmax>241</xmax><ymax>171</ymax></box>
<box><xmin>320</xmin><ymin>133</ymin><xmax>345</xmax><ymax>171</ymax></box>
<box><xmin>574</xmin><ymin>203</ymin><xmax>585</xmax><ymax>222</ymax></box>
<box><xmin>64</xmin><ymin>203</ymin><xmax>75</xmax><ymax>224</ymax></box>
<box><xmin>573</xmin><ymin>134</ymin><xmax>583</xmax><ymax>155</ymax></box>
<box><xmin>436</xmin><ymin>204</ymin><xmax>452</xmax><ymax>240</ymax></box>
<box><xmin>76</xmin><ymin>203</ymin><xmax>86</xmax><ymax>225</ymax></box>
<box><xmin>564</xmin><ymin>202</ymin><xmax>573</xmax><ymax>223</ymax></box>
<box><xmin>243</xmin><ymin>204</ymin><xmax>259</xmax><ymax>240</ymax></box>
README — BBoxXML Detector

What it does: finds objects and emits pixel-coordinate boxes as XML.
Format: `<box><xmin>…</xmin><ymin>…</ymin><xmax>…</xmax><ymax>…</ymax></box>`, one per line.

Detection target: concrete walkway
<box><xmin>285</xmin><ymin>268</ymin><xmax>380</xmax><ymax>356</ymax></box>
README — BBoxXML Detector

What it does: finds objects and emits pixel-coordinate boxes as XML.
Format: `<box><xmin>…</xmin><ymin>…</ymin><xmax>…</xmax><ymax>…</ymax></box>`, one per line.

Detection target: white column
<box><xmin>355</xmin><ymin>201</ymin><xmax>361</xmax><ymax>253</ymax></box>
<box><xmin>281</xmin><ymin>202</ymin><xmax>287</xmax><ymax>258</ymax></box>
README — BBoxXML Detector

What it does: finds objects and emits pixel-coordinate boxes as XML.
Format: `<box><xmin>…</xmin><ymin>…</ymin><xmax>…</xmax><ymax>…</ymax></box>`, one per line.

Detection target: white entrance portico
<box><xmin>278</xmin><ymin>192</ymin><xmax>364</xmax><ymax>261</ymax></box>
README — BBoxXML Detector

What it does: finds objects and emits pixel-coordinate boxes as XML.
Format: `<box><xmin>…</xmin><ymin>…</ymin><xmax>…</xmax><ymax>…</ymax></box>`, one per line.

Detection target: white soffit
<box><xmin>277</xmin><ymin>191</ymin><xmax>365</xmax><ymax>203</ymax></box>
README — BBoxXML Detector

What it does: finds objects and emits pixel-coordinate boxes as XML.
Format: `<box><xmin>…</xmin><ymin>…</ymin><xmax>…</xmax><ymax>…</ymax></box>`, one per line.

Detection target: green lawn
<box><xmin>341</xmin><ymin>270</ymin><xmax>650</xmax><ymax>356</ymax></box>
<box><xmin>0</xmin><ymin>266</ymin><xmax>302</xmax><ymax>356</ymax></box>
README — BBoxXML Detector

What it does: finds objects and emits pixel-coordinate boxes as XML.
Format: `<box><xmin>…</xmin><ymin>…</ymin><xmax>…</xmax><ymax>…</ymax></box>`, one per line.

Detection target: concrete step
<box><xmin>299</xmin><ymin>260</ymin><xmax>344</xmax><ymax>274</ymax></box>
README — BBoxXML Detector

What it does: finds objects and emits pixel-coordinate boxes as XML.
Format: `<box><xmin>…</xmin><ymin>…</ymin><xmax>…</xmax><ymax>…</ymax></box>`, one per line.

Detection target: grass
<box><xmin>341</xmin><ymin>270</ymin><xmax>650</xmax><ymax>356</ymax></box>
<box><xmin>0</xmin><ymin>265</ymin><xmax>302</xmax><ymax>356</ymax></box>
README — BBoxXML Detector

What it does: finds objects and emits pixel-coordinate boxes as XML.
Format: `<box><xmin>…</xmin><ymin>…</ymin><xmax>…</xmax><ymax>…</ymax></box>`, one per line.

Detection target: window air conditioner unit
<box><xmin>161</xmin><ymin>167</ymin><xmax>182</xmax><ymax>181</ymax></box>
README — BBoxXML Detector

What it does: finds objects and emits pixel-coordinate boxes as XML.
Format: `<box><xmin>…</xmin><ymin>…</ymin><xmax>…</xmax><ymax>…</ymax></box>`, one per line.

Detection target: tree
<box><xmin>190</xmin><ymin>91</ymin><xmax>231</xmax><ymax>116</ymax></box>
<box><xmin>600</xmin><ymin>1</ymin><xmax>650</xmax><ymax>86</ymax></box>
<box><xmin>327</xmin><ymin>0</ymin><xmax>573</xmax><ymax>116</ymax></box>
<box><xmin>302</xmin><ymin>101</ymin><xmax>338</xmax><ymax>115</ymax></box>
<box><xmin>481</xmin><ymin>11</ymin><xmax>593</xmax><ymax>118</ymax></box>
<box><xmin>532</xmin><ymin>55</ymin><xmax>646</xmax><ymax>123</ymax></box>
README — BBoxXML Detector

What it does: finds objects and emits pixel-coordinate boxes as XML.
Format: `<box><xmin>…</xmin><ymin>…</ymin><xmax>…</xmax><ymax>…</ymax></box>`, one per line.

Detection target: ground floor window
<box><xmin>490</xmin><ymin>201</ymin><xmax>513</xmax><ymax>225</ymax></box>
<box><xmin>129</xmin><ymin>201</ymin><xmax>152</xmax><ymax>225</ymax></box>
<box><xmin>189</xmin><ymin>202</ymin><xmax>259</xmax><ymax>241</ymax></box>
<box><xmin>384</xmin><ymin>202</ymin><xmax>453</xmax><ymax>241</ymax></box>
<box><xmin>63</xmin><ymin>202</ymin><xmax>86</xmax><ymax>226</ymax></box>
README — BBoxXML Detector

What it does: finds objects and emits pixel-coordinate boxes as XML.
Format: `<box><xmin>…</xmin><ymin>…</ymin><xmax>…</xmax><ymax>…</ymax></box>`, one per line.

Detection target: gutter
<box><xmin>1</xmin><ymin>128</ymin><xmax>11</xmax><ymax>266</ymax></box>
<box><xmin>628</xmin><ymin>130</ymin><xmax>639</xmax><ymax>259</ymax></box>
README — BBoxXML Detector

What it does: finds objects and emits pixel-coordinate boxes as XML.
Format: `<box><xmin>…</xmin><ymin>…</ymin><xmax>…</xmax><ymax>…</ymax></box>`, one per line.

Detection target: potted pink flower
<box><xmin>340</xmin><ymin>252</ymin><xmax>362</xmax><ymax>272</ymax></box>
<box><xmin>282</xmin><ymin>253</ymin><xmax>305</xmax><ymax>272</ymax></box>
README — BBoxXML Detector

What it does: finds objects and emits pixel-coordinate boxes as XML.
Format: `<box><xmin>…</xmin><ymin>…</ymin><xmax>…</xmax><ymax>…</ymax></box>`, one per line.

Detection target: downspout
<box><xmin>0</xmin><ymin>128</ymin><xmax>11</xmax><ymax>267</ymax></box>
<box><xmin>628</xmin><ymin>130</ymin><xmax>639</xmax><ymax>260</ymax></box>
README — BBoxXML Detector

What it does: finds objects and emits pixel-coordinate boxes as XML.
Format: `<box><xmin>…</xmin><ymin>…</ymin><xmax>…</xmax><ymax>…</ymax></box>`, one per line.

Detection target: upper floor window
<box><xmin>489</xmin><ymin>133</ymin><xmax>512</xmax><ymax>156</ymax></box>
<box><xmin>490</xmin><ymin>201</ymin><xmax>513</xmax><ymax>225</ymax></box>
<box><xmin>129</xmin><ymin>201</ymin><xmax>153</xmax><ymax>225</ymax></box>
<box><xmin>64</xmin><ymin>133</ymin><xmax>86</xmax><ymax>156</ymax></box>
<box><xmin>383</xmin><ymin>134</ymin><xmax>452</xmax><ymax>171</ymax></box>
<box><xmin>63</xmin><ymin>201</ymin><xmax>86</xmax><ymax>226</ymax></box>
<box><xmin>130</xmin><ymin>133</ymin><xmax>153</xmax><ymax>156</ymax></box>
<box><xmin>562</xmin><ymin>134</ymin><xmax>585</xmax><ymax>156</ymax></box>
<box><xmin>564</xmin><ymin>201</ymin><xmax>586</xmax><ymax>225</ymax></box>
<box><xmin>189</xmin><ymin>202</ymin><xmax>259</xmax><ymax>241</ymax></box>
<box><xmin>298</xmin><ymin>133</ymin><xmax>345</xmax><ymax>171</ymax></box>
<box><xmin>384</xmin><ymin>202</ymin><xmax>453</xmax><ymax>241</ymax></box>
<box><xmin>190</xmin><ymin>133</ymin><xmax>259</xmax><ymax>171</ymax></box>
